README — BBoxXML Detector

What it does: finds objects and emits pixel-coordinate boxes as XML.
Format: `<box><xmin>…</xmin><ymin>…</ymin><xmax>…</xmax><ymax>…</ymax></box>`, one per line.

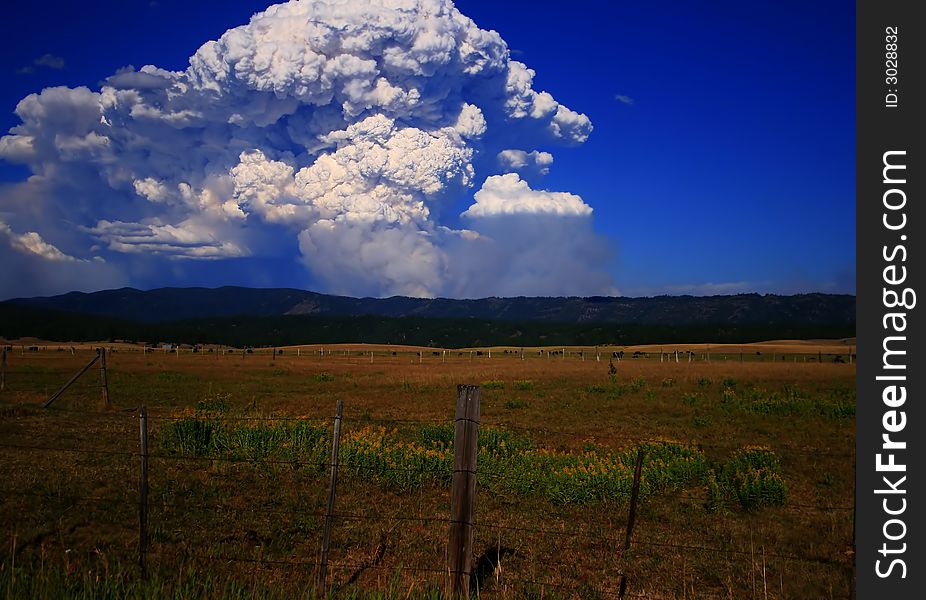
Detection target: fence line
<box><xmin>0</xmin><ymin>395</ymin><xmax>853</xmax><ymax>597</ymax></box>
<box><xmin>0</xmin><ymin>441</ymin><xmax>135</xmax><ymax>458</ymax></box>
<box><xmin>473</xmin><ymin>521</ymin><xmax>625</xmax><ymax>544</ymax></box>
<box><xmin>668</xmin><ymin>491</ymin><xmax>853</xmax><ymax>512</ymax></box>
<box><xmin>0</xmin><ymin>404</ymin><xmax>855</xmax><ymax>466</ymax></box>
<box><xmin>631</xmin><ymin>537</ymin><xmax>843</xmax><ymax>567</ymax></box>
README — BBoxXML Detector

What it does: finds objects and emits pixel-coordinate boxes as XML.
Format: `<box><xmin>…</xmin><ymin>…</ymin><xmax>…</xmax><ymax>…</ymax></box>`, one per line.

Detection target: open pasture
<box><xmin>0</xmin><ymin>341</ymin><xmax>855</xmax><ymax>598</ymax></box>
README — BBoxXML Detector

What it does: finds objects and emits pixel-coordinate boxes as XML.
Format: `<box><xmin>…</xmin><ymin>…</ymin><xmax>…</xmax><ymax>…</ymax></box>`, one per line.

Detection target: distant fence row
<box><xmin>2</xmin><ymin>344</ymin><xmax>856</xmax><ymax>365</ymax></box>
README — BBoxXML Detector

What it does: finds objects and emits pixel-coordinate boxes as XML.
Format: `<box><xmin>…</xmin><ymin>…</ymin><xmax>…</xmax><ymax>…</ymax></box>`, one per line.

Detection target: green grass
<box><xmin>479</xmin><ymin>380</ymin><xmax>505</xmax><ymax>390</ymax></box>
<box><xmin>629</xmin><ymin>377</ymin><xmax>646</xmax><ymax>392</ymax></box>
<box><xmin>706</xmin><ymin>447</ymin><xmax>788</xmax><ymax>512</ymax></box>
<box><xmin>719</xmin><ymin>384</ymin><xmax>855</xmax><ymax>419</ymax></box>
<box><xmin>504</xmin><ymin>399</ymin><xmax>530</xmax><ymax>409</ymax></box>
<box><xmin>160</xmin><ymin>417</ymin><xmax>714</xmax><ymax>505</ymax></box>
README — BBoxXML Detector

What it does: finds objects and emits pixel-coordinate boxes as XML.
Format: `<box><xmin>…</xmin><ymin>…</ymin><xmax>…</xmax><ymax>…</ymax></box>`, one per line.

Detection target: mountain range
<box><xmin>0</xmin><ymin>287</ymin><xmax>855</xmax><ymax>347</ymax></box>
<box><xmin>4</xmin><ymin>287</ymin><xmax>854</xmax><ymax>325</ymax></box>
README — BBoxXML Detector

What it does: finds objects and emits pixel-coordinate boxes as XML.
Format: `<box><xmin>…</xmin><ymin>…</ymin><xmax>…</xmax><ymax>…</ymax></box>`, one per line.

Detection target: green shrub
<box><xmin>161</xmin><ymin>417</ymin><xmax>224</xmax><ymax>456</ymax></box>
<box><xmin>706</xmin><ymin>447</ymin><xmax>787</xmax><ymax>512</ymax></box>
<box><xmin>416</xmin><ymin>422</ymin><xmax>454</xmax><ymax>447</ymax></box>
<box><xmin>504</xmin><ymin>399</ymin><xmax>530</xmax><ymax>409</ymax></box>
<box><xmin>721</xmin><ymin>388</ymin><xmax>737</xmax><ymax>404</ymax></box>
<box><xmin>159</xmin><ymin>417</ymin><xmax>711</xmax><ymax>506</ymax></box>
<box><xmin>481</xmin><ymin>380</ymin><xmax>505</xmax><ymax>389</ymax></box>
<box><xmin>682</xmin><ymin>394</ymin><xmax>700</xmax><ymax>406</ymax></box>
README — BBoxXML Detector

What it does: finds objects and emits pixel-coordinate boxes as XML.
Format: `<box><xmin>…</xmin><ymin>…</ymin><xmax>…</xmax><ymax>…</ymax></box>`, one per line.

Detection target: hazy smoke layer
<box><xmin>0</xmin><ymin>0</ymin><xmax>614</xmax><ymax>298</ymax></box>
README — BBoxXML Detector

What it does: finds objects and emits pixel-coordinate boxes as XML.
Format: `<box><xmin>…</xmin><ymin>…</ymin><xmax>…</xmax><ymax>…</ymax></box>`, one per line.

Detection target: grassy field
<box><xmin>0</xmin><ymin>341</ymin><xmax>855</xmax><ymax>598</ymax></box>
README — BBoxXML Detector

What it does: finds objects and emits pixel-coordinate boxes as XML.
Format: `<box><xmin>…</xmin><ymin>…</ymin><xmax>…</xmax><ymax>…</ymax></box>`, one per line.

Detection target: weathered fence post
<box><xmin>319</xmin><ymin>400</ymin><xmax>344</xmax><ymax>593</ymax></box>
<box><xmin>138</xmin><ymin>404</ymin><xmax>149</xmax><ymax>580</ymax></box>
<box><xmin>1</xmin><ymin>348</ymin><xmax>6</xmax><ymax>392</ymax></box>
<box><xmin>99</xmin><ymin>348</ymin><xmax>110</xmax><ymax>407</ymax></box>
<box><xmin>448</xmin><ymin>385</ymin><xmax>480</xmax><ymax>598</ymax></box>
<box><xmin>618</xmin><ymin>447</ymin><xmax>646</xmax><ymax>600</ymax></box>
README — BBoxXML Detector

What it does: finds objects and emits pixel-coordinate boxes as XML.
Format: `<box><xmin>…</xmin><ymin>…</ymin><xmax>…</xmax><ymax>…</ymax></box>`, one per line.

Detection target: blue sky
<box><xmin>0</xmin><ymin>0</ymin><xmax>855</xmax><ymax>299</ymax></box>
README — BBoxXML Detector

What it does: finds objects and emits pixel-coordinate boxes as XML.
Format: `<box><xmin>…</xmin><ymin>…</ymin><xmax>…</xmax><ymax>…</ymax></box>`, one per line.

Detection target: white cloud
<box><xmin>0</xmin><ymin>0</ymin><xmax>610</xmax><ymax>299</ymax></box>
<box><xmin>85</xmin><ymin>219</ymin><xmax>246</xmax><ymax>260</ymax></box>
<box><xmin>497</xmin><ymin>149</ymin><xmax>553</xmax><ymax>175</ymax></box>
<box><xmin>615</xmin><ymin>94</ymin><xmax>634</xmax><ymax>105</ymax></box>
<box><xmin>0</xmin><ymin>221</ymin><xmax>91</xmax><ymax>263</ymax></box>
<box><xmin>462</xmin><ymin>173</ymin><xmax>592</xmax><ymax>218</ymax></box>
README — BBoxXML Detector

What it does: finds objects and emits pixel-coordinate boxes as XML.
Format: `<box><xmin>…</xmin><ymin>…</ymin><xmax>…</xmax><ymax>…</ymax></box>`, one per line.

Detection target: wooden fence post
<box><xmin>448</xmin><ymin>385</ymin><xmax>480</xmax><ymax>598</ymax></box>
<box><xmin>618</xmin><ymin>447</ymin><xmax>646</xmax><ymax>600</ymax></box>
<box><xmin>319</xmin><ymin>400</ymin><xmax>344</xmax><ymax>593</ymax></box>
<box><xmin>138</xmin><ymin>404</ymin><xmax>149</xmax><ymax>580</ymax></box>
<box><xmin>99</xmin><ymin>348</ymin><xmax>110</xmax><ymax>407</ymax></box>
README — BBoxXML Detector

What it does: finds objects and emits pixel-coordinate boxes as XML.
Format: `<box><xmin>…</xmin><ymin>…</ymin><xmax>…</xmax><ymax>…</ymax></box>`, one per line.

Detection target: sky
<box><xmin>0</xmin><ymin>0</ymin><xmax>855</xmax><ymax>300</ymax></box>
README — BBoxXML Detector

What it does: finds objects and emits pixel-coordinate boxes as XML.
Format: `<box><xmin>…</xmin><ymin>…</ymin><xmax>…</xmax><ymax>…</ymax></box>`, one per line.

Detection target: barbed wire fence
<box><xmin>0</xmin><ymin>348</ymin><xmax>855</xmax><ymax>598</ymax></box>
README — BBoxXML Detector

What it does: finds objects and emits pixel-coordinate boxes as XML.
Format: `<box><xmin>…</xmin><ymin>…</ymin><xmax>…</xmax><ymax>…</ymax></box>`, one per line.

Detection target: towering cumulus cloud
<box><xmin>0</xmin><ymin>0</ymin><xmax>613</xmax><ymax>298</ymax></box>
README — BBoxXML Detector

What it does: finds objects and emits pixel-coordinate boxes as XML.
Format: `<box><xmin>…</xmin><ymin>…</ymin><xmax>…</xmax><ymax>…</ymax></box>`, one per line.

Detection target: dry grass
<box><xmin>0</xmin><ymin>343</ymin><xmax>855</xmax><ymax>598</ymax></box>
